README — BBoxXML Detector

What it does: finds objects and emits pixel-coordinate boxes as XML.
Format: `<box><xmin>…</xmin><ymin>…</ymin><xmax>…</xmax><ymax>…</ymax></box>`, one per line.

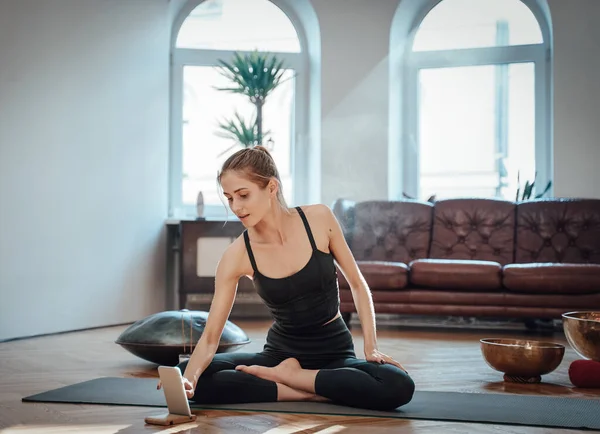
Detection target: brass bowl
<box><xmin>480</xmin><ymin>338</ymin><xmax>565</xmax><ymax>383</ymax></box>
<box><xmin>562</xmin><ymin>311</ymin><xmax>600</xmax><ymax>362</ymax></box>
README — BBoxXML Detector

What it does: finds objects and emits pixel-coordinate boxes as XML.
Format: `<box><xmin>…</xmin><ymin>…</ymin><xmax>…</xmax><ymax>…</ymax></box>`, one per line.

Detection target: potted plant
<box><xmin>516</xmin><ymin>171</ymin><xmax>552</xmax><ymax>201</ymax></box>
<box><xmin>214</xmin><ymin>50</ymin><xmax>290</xmax><ymax>155</ymax></box>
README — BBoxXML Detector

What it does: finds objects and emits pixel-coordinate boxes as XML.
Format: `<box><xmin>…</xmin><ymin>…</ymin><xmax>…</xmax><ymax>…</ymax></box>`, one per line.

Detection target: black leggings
<box><xmin>177</xmin><ymin>318</ymin><xmax>415</xmax><ymax>411</ymax></box>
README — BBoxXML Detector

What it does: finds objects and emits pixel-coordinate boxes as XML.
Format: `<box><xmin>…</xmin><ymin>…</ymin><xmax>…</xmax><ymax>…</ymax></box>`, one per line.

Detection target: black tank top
<box><xmin>243</xmin><ymin>207</ymin><xmax>340</xmax><ymax>330</ymax></box>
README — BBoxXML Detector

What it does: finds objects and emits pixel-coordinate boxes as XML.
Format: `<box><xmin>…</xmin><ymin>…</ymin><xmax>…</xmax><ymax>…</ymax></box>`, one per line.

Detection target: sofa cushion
<box><xmin>337</xmin><ymin>261</ymin><xmax>408</xmax><ymax>290</ymax></box>
<box><xmin>429</xmin><ymin>198</ymin><xmax>515</xmax><ymax>265</ymax></box>
<box><xmin>409</xmin><ymin>258</ymin><xmax>502</xmax><ymax>290</ymax></box>
<box><xmin>514</xmin><ymin>199</ymin><xmax>600</xmax><ymax>264</ymax></box>
<box><xmin>349</xmin><ymin>200</ymin><xmax>433</xmax><ymax>263</ymax></box>
<box><xmin>503</xmin><ymin>263</ymin><xmax>600</xmax><ymax>294</ymax></box>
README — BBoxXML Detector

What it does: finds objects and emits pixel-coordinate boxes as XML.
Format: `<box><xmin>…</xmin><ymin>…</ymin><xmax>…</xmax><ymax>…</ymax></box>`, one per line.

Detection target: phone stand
<box><xmin>145</xmin><ymin>413</ymin><xmax>197</xmax><ymax>426</ymax></box>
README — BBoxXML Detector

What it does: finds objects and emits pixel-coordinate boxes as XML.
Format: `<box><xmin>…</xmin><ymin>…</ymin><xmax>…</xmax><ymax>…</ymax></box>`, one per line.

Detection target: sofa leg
<box><xmin>341</xmin><ymin>312</ymin><xmax>352</xmax><ymax>327</ymax></box>
<box><xmin>524</xmin><ymin>318</ymin><xmax>556</xmax><ymax>332</ymax></box>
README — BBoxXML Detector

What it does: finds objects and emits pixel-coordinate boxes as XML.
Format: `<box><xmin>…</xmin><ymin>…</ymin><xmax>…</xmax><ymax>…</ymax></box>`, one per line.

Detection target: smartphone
<box><xmin>157</xmin><ymin>365</ymin><xmax>193</xmax><ymax>417</ymax></box>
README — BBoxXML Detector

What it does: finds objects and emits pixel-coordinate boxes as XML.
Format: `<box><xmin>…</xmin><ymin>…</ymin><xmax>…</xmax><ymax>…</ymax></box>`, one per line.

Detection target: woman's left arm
<box><xmin>321</xmin><ymin>205</ymin><xmax>407</xmax><ymax>372</ymax></box>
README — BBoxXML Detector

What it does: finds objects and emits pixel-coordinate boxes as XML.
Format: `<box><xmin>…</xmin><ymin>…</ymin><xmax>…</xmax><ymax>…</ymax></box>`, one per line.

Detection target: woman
<box><xmin>163</xmin><ymin>146</ymin><xmax>415</xmax><ymax>411</ymax></box>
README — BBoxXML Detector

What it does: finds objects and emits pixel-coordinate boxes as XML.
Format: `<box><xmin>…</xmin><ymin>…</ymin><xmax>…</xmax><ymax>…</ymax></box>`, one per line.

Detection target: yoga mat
<box><xmin>22</xmin><ymin>377</ymin><xmax>600</xmax><ymax>430</ymax></box>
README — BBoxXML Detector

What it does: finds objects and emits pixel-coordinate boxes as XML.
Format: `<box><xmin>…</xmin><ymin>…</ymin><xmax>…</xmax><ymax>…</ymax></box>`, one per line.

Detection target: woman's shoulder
<box><xmin>295</xmin><ymin>204</ymin><xmax>338</xmax><ymax>238</ymax></box>
<box><xmin>218</xmin><ymin>233</ymin><xmax>253</xmax><ymax>278</ymax></box>
<box><xmin>296</xmin><ymin>203</ymin><xmax>335</xmax><ymax>220</ymax></box>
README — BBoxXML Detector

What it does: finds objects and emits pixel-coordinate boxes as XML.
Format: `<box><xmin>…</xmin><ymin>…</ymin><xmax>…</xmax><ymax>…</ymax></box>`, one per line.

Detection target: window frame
<box><xmin>169</xmin><ymin>1</ymin><xmax>311</xmax><ymax>219</ymax></box>
<box><xmin>390</xmin><ymin>0</ymin><xmax>553</xmax><ymax>201</ymax></box>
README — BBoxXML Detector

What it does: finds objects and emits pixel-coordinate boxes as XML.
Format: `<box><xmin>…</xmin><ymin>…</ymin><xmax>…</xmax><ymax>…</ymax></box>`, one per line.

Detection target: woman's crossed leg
<box><xmin>236</xmin><ymin>357</ymin><xmax>415</xmax><ymax>411</ymax></box>
<box><xmin>176</xmin><ymin>352</ymin><xmax>326</xmax><ymax>404</ymax></box>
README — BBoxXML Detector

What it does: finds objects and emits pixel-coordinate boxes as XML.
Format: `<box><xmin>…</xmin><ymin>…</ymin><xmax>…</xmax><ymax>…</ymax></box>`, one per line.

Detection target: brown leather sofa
<box><xmin>332</xmin><ymin>198</ymin><xmax>600</xmax><ymax>324</ymax></box>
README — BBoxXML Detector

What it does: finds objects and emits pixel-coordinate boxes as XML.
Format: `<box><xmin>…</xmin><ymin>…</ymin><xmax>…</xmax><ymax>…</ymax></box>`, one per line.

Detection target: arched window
<box><xmin>389</xmin><ymin>0</ymin><xmax>552</xmax><ymax>201</ymax></box>
<box><xmin>170</xmin><ymin>0</ymin><xmax>319</xmax><ymax>218</ymax></box>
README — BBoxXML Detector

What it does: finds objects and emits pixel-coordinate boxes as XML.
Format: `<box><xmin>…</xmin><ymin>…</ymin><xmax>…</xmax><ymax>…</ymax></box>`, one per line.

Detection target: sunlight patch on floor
<box><xmin>0</xmin><ymin>425</ymin><xmax>131</xmax><ymax>434</ymax></box>
<box><xmin>263</xmin><ymin>422</ymin><xmax>347</xmax><ymax>434</ymax></box>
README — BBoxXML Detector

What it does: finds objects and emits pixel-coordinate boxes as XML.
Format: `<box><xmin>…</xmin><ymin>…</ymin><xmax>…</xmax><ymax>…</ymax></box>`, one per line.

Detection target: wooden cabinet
<box><xmin>166</xmin><ymin>218</ymin><xmax>269</xmax><ymax>318</ymax></box>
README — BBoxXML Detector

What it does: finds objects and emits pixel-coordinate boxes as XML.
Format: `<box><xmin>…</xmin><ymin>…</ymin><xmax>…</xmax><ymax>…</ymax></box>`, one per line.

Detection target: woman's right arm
<box><xmin>181</xmin><ymin>239</ymin><xmax>246</xmax><ymax>390</ymax></box>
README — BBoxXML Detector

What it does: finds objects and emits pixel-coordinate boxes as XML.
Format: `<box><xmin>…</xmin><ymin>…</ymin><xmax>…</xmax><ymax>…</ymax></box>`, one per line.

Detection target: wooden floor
<box><xmin>1</xmin><ymin>320</ymin><xmax>598</xmax><ymax>433</ymax></box>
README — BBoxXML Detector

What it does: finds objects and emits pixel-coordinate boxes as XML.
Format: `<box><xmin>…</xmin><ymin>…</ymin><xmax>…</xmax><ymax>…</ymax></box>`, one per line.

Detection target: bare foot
<box><xmin>235</xmin><ymin>358</ymin><xmax>302</xmax><ymax>384</ymax></box>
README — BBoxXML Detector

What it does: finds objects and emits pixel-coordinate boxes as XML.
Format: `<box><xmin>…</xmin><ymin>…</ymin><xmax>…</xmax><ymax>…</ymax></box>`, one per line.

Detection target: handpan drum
<box><xmin>115</xmin><ymin>310</ymin><xmax>251</xmax><ymax>366</ymax></box>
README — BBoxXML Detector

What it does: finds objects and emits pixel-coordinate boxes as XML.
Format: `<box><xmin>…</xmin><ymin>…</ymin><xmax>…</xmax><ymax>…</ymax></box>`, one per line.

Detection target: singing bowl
<box><xmin>562</xmin><ymin>311</ymin><xmax>600</xmax><ymax>362</ymax></box>
<box><xmin>115</xmin><ymin>310</ymin><xmax>251</xmax><ymax>366</ymax></box>
<box><xmin>480</xmin><ymin>338</ymin><xmax>565</xmax><ymax>383</ymax></box>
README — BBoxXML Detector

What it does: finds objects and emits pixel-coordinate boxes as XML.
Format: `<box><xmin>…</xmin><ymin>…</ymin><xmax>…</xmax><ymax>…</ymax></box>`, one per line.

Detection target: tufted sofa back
<box><xmin>514</xmin><ymin>199</ymin><xmax>600</xmax><ymax>264</ymax></box>
<box><xmin>332</xmin><ymin>197</ymin><xmax>600</xmax><ymax>266</ymax></box>
<box><xmin>345</xmin><ymin>200</ymin><xmax>433</xmax><ymax>263</ymax></box>
<box><xmin>429</xmin><ymin>198</ymin><xmax>516</xmax><ymax>265</ymax></box>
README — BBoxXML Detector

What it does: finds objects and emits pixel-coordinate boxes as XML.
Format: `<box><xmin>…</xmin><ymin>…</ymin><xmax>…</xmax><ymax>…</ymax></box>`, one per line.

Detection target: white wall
<box><xmin>314</xmin><ymin>0</ymin><xmax>401</xmax><ymax>207</ymax></box>
<box><xmin>549</xmin><ymin>0</ymin><xmax>600</xmax><ymax>199</ymax></box>
<box><xmin>0</xmin><ymin>0</ymin><xmax>170</xmax><ymax>341</ymax></box>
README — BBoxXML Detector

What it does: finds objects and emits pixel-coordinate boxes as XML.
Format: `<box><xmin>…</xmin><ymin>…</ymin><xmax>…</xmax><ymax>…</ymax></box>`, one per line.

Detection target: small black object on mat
<box><xmin>22</xmin><ymin>377</ymin><xmax>600</xmax><ymax>430</ymax></box>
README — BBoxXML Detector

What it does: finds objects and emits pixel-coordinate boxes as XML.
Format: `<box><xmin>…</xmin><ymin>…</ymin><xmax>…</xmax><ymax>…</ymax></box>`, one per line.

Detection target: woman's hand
<box><xmin>182</xmin><ymin>376</ymin><xmax>195</xmax><ymax>399</ymax></box>
<box><xmin>366</xmin><ymin>349</ymin><xmax>408</xmax><ymax>373</ymax></box>
<box><xmin>156</xmin><ymin>376</ymin><xmax>196</xmax><ymax>399</ymax></box>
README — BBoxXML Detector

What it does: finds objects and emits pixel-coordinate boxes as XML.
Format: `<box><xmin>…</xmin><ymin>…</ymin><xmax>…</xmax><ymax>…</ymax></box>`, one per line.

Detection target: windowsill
<box><xmin>165</xmin><ymin>216</ymin><xmax>241</xmax><ymax>225</ymax></box>
<box><xmin>166</xmin><ymin>204</ymin><xmax>242</xmax><ymax>225</ymax></box>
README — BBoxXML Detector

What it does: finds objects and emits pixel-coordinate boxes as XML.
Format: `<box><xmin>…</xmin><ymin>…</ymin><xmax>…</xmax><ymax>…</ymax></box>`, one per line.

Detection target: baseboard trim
<box><xmin>0</xmin><ymin>322</ymin><xmax>134</xmax><ymax>344</ymax></box>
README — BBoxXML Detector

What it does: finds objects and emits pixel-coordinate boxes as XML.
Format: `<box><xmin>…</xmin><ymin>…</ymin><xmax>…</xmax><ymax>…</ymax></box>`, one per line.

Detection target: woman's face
<box><xmin>220</xmin><ymin>170</ymin><xmax>275</xmax><ymax>226</ymax></box>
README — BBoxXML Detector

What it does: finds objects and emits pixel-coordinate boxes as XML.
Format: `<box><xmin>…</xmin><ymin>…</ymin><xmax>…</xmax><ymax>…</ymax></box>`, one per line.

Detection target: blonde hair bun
<box><xmin>253</xmin><ymin>145</ymin><xmax>272</xmax><ymax>157</ymax></box>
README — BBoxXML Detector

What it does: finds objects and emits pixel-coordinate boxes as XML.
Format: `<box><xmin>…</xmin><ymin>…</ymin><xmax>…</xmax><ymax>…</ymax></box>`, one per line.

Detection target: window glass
<box><xmin>182</xmin><ymin>65</ymin><xmax>295</xmax><ymax>206</ymax></box>
<box><xmin>418</xmin><ymin>63</ymin><xmax>535</xmax><ymax>199</ymax></box>
<box><xmin>413</xmin><ymin>0</ymin><xmax>543</xmax><ymax>52</ymax></box>
<box><xmin>177</xmin><ymin>0</ymin><xmax>301</xmax><ymax>52</ymax></box>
